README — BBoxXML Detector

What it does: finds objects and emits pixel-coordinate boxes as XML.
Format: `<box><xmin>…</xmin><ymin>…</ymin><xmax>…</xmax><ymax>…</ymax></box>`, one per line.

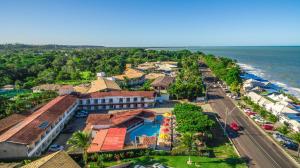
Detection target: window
<box><xmin>86</xmin><ymin>99</ymin><xmax>90</xmax><ymax>105</ymax></box>
<box><xmin>79</xmin><ymin>100</ymin><xmax>83</xmax><ymax>104</ymax></box>
<box><xmin>94</xmin><ymin>99</ymin><xmax>98</xmax><ymax>104</ymax></box>
<box><xmin>101</xmin><ymin>99</ymin><xmax>106</xmax><ymax>103</ymax></box>
<box><xmin>39</xmin><ymin>121</ymin><xmax>49</xmax><ymax>129</ymax></box>
<box><xmin>119</xmin><ymin>98</ymin><xmax>123</xmax><ymax>103</ymax></box>
<box><xmin>141</xmin><ymin>103</ymin><xmax>145</xmax><ymax>107</ymax></box>
<box><xmin>141</xmin><ymin>97</ymin><xmax>144</xmax><ymax>102</ymax></box>
<box><xmin>110</xmin><ymin>105</ymin><xmax>113</xmax><ymax>108</ymax></box>
<box><xmin>134</xmin><ymin>97</ymin><xmax>138</xmax><ymax>102</ymax></box>
<box><xmin>109</xmin><ymin>98</ymin><xmax>113</xmax><ymax>103</ymax></box>
<box><xmin>126</xmin><ymin>98</ymin><xmax>130</xmax><ymax>102</ymax></box>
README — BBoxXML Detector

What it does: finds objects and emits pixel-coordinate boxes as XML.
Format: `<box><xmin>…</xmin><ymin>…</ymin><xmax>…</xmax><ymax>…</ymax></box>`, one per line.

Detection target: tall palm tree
<box><xmin>173</xmin><ymin>132</ymin><xmax>197</xmax><ymax>164</ymax></box>
<box><xmin>67</xmin><ymin>131</ymin><xmax>91</xmax><ymax>166</ymax></box>
<box><xmin>290</xmin><ymin>132</ymin><xmax>300</xmax><ymax>159</ymax></box>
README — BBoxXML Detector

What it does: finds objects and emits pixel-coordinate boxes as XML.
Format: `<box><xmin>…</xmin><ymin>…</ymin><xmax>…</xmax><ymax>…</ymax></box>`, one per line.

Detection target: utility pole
<box><xmin>223</xmin><ymin>106</ymin><xmax>237</xmax><ymax>136</ymax></box>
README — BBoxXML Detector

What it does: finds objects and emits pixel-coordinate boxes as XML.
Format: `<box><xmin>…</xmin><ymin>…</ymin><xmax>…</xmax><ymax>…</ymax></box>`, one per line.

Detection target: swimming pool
<box><xmin>129</xmin><ymin>115</ymin><xmax>163</xmax><ymax>141</ymax></box>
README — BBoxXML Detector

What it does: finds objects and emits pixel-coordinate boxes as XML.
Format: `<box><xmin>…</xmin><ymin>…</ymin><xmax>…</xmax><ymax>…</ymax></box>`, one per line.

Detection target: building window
<box><xmin>86</xmin><ymin>99</ymin><xmax>90</xmax><ymax>105</ymax></box>
<box><xmin>141</xmin><ymin>97</ymin><xmax>144</xmax><ymax>102</ymax></box>
<box><xmin>101</xmin><ymin>99</ymin><xmax>106</xmax><ymax>103</ymax></box>
<box><xmin>134</xmin><ymin>104</ymin><xmax>138</xmax><ymax>108</ymax></box>
<box><xmin>79</xmin><ymin>100</ymin><xmax>83</xmax><ymax>104</ymax></box>
<box><xmin>141</xmin><ymin>103</ymin><xmax>145</xmax><ymax>107</ymax></box>
<box><xmin>126</xmin><ymin>98</ymin><xmax>130</xmax><ymax>102</ymax></box>
<box><xmin>123</xmin><ymin>104</ymin><xmax>127</xmax><ymax>108</ymax></box>
<box><xmin>110</xmin><ymin>105</ymin><xmax>113</xmax><ymax>109</ymax></box>
<box><xmin>134</xmin><ymin>97</ymin><xmax>138</xmax><ymax>102</ymax></box>
<box><xmin>119</xmin><ymin>98</ymin><xmax>123</xmax><ymax>103</ymax></box>
<box><xmin>94</xmin><ymin>99</ymin><xmax>98</xmax><ymax>104</ymax></box>
<box><xmin>109</xmin><ymin>98</ymin><xmax>113</xmax><ymax>103</ymax></box>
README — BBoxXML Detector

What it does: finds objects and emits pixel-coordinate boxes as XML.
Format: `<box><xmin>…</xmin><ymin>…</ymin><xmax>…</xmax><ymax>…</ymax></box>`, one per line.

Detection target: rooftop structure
<box><xmin>0</xmin><ymin>95</ymin><xmax>78</xmax><ymax>158</ymax></box>
<box><xmin>87</xmin><ymin>77</ymin><xmax>121</xmax><ymax>93</ymax></box>
<box><xmin>32</xmin><ymin>84</ymin><xmax>62</xmax><ymax>92</ymax></box>
<box><xmin>151</xmin><ymin>76</ymin><xmax>175</xmax><ymax>90</ymax></box>
<box><xmin>22</xmin><ymin>151</ymin><xmax>80</xmax><ymax>168</ymax></box>
<box><xmin>85</xmin><ymin>109</ymin><xmax>156</xmax><ymax>133</ymax></box>
<box><xmin>0</xmin><ymin>114</ymin><xmax>27</xmax><ymax>135</ymax></box>
<box><xmin>145</xmin><ymin>73</ymin><xmax>165</xmax><ymax>80</ymax></box>
<box><xmin>87</xmin><ymin>128</ymin><xmax>127</xmax><ymax>153</ymax></box>
<box><xmin>113</xmin><ymin>68</ymin><xmax>145</xmax><ymax>81</ymax></box>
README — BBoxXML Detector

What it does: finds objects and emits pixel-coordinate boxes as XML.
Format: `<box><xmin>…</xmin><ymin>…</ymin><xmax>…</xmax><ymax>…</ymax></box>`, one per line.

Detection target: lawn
<box><xmin>93</xmin><ymin>155</ymin><xmax>246</xmax><ymax>168</ymax></box>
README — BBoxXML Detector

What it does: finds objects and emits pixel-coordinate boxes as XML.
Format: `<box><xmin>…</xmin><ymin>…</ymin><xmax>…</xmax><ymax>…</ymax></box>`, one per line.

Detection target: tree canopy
<box><xmin>173</xmin><ymin>103</ymin><xmax>215</xmax><ymax>133</ymax></box>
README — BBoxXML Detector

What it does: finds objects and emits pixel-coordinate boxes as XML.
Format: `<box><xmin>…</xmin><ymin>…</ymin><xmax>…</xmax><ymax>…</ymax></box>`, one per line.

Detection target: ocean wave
<box><xmin>238</xmin><ymin>63</ymin><xmax>266</xmax><ymax>78</ymax></box>
<box><xmin>238</xmin><ymin>62</ymin><xmax>300</xmax><ymax>99</ymax></box>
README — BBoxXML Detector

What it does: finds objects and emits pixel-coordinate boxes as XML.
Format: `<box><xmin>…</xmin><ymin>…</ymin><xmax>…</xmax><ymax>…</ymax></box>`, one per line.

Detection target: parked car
<box><xmin>134</xmin><ymin>165</ymin><xmax>146</xmax><ymax>168</ymax></box>
<box><xmin>283</xmin><ymin>140</ymin><xmax>298</xmax><ymax>150</ymax></box>
<box><xmin>273</xmin><ymin>132</ymin><xmax>287</xmax><ymax>143</ymax></box>
<box><xmin>75</xmin><ymin>113</ymin><xmax>87</xmax><ymax>118</ymax></box>
<box><xmin>152</xmin><ymin>163</ymin><xmax>165</xmax><ymax>168</ymax></box>
<box><xmin>254</xmin><ymin>116</ymin><xmax>266</xmax><ymax>123</ymax></box>
<box><xmin>230</xmin><ymin>121</ymin><xmax>240</xmax><ymax>131</ymax></box>
<box><xmin>246</xmin><ymin>111</ymin><xmax>257</xmax><ymax>116</ymax></box>
<box><xmin>262</xmin><ymin>124</ymin><xmax>274</xmax><ymax>130</ymax></box>
<box><xmin>243</xmin><ymin>108</ymin><xmax>251</xmax><ymax>113</ymax></box>
<box><xmin>48</xmin><ymin>144</ymin><xmax>64</xmax><ymax>152</ymax></box>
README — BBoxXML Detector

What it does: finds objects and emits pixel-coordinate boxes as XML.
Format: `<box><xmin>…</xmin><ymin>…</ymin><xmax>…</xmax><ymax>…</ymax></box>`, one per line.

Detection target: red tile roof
<box><xmin>0</xmin><ymin>114</ymin><xmax>27</xmax><ymax>135</ymax></box>
<box><xmin>0</xmin><ymin>95</ymin><xmax>77</xmax><ymax>144</ymax></box>
<box><xmin>87</xmin><ymin>128</ymin><xmax>126</xmax><ymax>153</ymax></box>
<box><xmin>81</xmin><ymin>91</ymin><xmax>155</xmax><ymax>99</ymax></box>
<box><xmin>86</xmin><ymin>109</ymin><xmax>156</xmax><ymax>127</ymax></box>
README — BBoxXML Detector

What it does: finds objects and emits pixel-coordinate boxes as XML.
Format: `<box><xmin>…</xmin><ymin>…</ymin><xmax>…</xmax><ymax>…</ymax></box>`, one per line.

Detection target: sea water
<box><xmin>151</xmin><ymin>46</ymin><xmax>300</xmax><ymax>98</ymax></box>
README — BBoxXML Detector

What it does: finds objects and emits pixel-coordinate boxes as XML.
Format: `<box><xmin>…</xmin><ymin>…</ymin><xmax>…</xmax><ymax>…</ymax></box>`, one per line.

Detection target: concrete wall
<box><xmin>0</xmin><ymin>142</ymin><xmax>28</xmax><ymax>159</ymax></box>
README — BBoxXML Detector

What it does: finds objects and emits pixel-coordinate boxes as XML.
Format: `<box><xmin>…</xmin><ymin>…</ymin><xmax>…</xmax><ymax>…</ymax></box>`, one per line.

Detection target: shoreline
<box><xmin>238</xmin><ymin>62</ymin><xmax>300</xmax><ymax>99</ymax></box>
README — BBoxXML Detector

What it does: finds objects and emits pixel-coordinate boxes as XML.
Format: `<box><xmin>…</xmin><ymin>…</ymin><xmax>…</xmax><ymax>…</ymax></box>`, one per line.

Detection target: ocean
<box><xmin>151</xmin><ymin>46</ymin><xmax>300</xmax><ymax>98</ymax></box>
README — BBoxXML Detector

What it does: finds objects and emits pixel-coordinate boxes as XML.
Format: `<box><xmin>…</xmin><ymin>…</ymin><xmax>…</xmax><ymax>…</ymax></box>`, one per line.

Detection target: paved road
<box><xmin>202</xmin><ymin>68</ymin><xmax>298</xmax><ymax>168</ymax></box>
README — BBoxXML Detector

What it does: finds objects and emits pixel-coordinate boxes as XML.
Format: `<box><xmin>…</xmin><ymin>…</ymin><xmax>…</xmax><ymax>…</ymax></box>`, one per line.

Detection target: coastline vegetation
<box><xmin>201</xmin><ymin>55</ymin><xmax>242</xmax><ymax>93</ymax></box>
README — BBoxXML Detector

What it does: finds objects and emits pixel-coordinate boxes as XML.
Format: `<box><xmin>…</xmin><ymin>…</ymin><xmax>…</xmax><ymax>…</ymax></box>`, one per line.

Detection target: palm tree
<box><xmin>290</xmin><ymin>132</ymin><xmax>300</xmax><ymax>159</ymax></box>
<box><xmin>173</xmin><ymin>132</ymin><xmax>197</xmax><ymax>164</ymax></box>
<box><xmin>67</xmin><ymin>131</ymin><xmax>91</xmax><ymax>166</ymax></box>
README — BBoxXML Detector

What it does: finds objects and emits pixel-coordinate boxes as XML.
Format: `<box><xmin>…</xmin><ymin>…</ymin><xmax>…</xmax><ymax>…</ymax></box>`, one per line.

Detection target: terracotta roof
<box><xmin>113</xmin><ymin>68</ymin><xmax>145</xmax><ymax>80</ymax></box>
<box><xmin>151</xmin><ymin>76</ymin><xmax>175</xmax><ymax>88</ymax></box>
<box><xmin>0</xmin><ymin>95</ymin><xmax>77</xmax><ymax>144</ymax></box>
<box><xmin>87</xmin><ymin>128</ymin><xmax>126</xmax><ymax>153</ymax></box>
<box><xmin>59</xmin><ymin>85</ymin><xmax>74</xmax><ymax>90</ymax></box>
<box><xmin>32</xmin><ymin>84</ymin><xmax>61</xmax><ymax>91</ymax></box>
<box><xmin>21</xmin><ymin>151</ymin><xmax>80</xmax><ymax>168</ymax></box>
<box><xmin>0</xmin><ymin>114</ymin><xmax>27</xmax><ymax>135</ymax></box>
<box><xmin>73</xmin><ymin>84</ymin><xmax>90</xmax><ymax>94</ymax></box>
<box><xmin>87</xmin><ymin>77</ymin><xmax>121</xmax><ymax>93</ymax></box>
<box><xmin>81</xmin><ymin>91</ymin><xmax>155</xmax><ymax>99</ymax></box>
<box><xmin>145</xmin><ymin>73</ymin><xmax>165</xmax><ymax>80</ymax></box>
<box><xmin>86</xmin><ymin>109</ymin><xmax>156</xmax><ymax>127</ymax></box>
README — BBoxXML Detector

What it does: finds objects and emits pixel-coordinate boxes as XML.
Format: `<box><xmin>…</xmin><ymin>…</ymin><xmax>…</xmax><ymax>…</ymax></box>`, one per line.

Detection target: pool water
<box><xmin>129</xmin><ymin>115</ymin><xmax>163</xmax><ymax>141</ymax></box>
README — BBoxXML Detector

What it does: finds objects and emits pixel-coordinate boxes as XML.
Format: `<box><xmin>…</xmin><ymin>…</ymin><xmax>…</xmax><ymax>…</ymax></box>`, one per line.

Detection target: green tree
<box><xmin>67</xmin><ymin>131</ymin><xmax>91</xmax><ymax>166</ymax></box>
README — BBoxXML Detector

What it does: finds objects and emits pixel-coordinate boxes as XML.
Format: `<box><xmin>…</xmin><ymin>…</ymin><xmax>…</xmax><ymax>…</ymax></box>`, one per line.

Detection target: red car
<box><xmin>230</xmin><ymin>122</ymin><xmax>240</xmax><ymax>131</ymax></box>
<box><xmin>246</xmin><ymin>111</ymin><xmax>257</xmax><ymax>116</ymax></box>
<box><xmin>262</xmin><ymin>124</ymin><xmax>274</xmax><ymax>130</ymax></box>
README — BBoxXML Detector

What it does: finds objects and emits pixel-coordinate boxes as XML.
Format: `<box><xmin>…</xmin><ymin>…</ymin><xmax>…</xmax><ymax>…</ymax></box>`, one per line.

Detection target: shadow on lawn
<box><xmin>199</xmin><ymin>156</ymin><xmax>249</xmax><ymax>168</ymax></box>
<box><xmin>133</xmin><ymin>156</ymin><xmax>169</xmax><ymax>166</ymax></box>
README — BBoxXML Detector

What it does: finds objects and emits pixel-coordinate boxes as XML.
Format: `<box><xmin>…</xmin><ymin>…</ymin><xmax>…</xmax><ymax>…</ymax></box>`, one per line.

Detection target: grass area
<box><xmin>92</xmin><ymin>155</ymin><xmax>246</xmax><ymax>168</ymax></box>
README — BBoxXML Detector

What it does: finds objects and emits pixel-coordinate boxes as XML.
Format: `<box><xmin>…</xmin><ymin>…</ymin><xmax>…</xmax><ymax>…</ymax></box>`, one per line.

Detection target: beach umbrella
<box><xmin>162</xmin><ymin>128</ymin><xmax>170</xmax><ymax>133</ymax></box>
<box><xmin>164</xmin><ymin>118</ymin><xmax>170</xmax><ymax>122</ymax></box>
<box><xmin>163</xmin><ymin>112</ymin><xmax>172</xmax><ymax>118</ymax></box>
<box><xmin>163</xmin><ymin>122</ymin><xmax>170</xmax><ymax>127</ymax></box>
<box><xmin>159</xmin><ymin>133</ymin><xmax>169</xmax><ymax>139</ymax></box>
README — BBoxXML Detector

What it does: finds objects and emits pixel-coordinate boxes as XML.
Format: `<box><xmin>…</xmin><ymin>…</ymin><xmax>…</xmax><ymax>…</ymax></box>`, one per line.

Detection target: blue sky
<box><xmin>1</xmin><ymin>0</ymin><xmax>300</xmax><ymax>46</ymax></box>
